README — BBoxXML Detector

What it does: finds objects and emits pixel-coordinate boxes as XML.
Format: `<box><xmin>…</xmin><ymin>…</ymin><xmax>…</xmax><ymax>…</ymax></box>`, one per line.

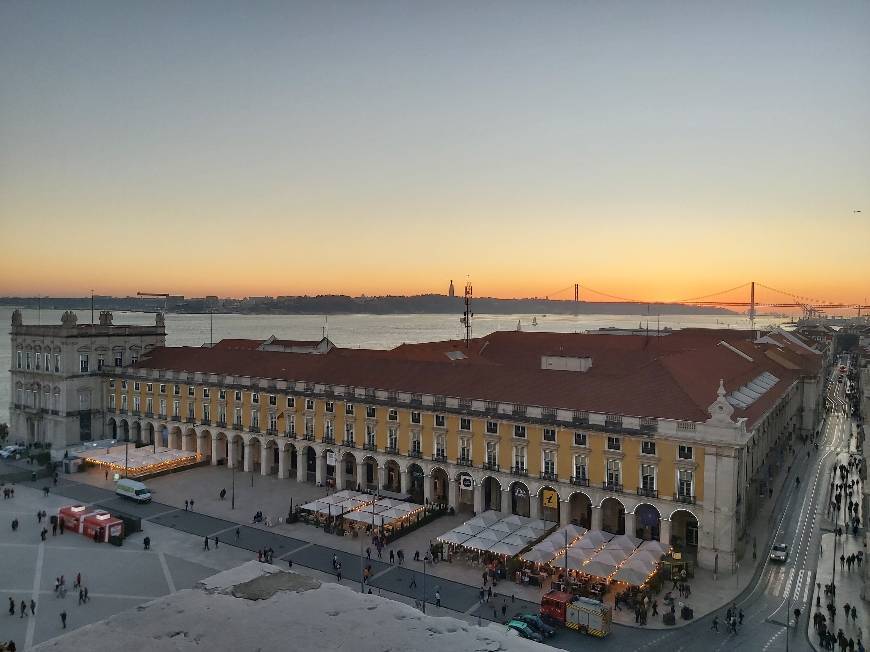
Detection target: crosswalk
<box><xmin>762</xmin><ymin>566</ymin><xmax>813</xmax><ymax>606</ymax></box>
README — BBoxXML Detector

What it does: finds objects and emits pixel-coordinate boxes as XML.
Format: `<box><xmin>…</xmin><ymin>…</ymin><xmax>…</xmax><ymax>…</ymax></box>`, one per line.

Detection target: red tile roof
<box><xmin>136</xmin><ymin>329</ymin><xmax>822</xmax><ymax>429</ymax></box>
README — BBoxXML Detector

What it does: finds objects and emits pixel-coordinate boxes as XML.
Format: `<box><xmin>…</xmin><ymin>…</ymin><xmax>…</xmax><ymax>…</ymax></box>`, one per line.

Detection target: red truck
<box><xmin>541</xmin><ymin>590</ymin><xmax>612</xmax><ymax>638</ymax></box>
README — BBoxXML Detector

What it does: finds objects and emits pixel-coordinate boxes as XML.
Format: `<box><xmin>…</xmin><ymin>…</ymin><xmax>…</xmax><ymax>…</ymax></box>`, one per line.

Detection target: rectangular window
<box><xmin>411</xmin><ymin>430</ymin><xmax>421</xmax><ymax>453</ymax></box>
<box><xmin>97</xmin><ymin>355</ymin><xmax>104</xmax><ymax>370</ymax></box>
<box><xmin>114</xmin><ymin>352</ymin><xmax>123</xmax><ymax>367</ymax></box>
<box><xmin>202</xmin><ymin>387</ymin><xmax>210</xmax><ymax>399</ymax></box>
<box><xmin>147</xmin><ymin>383</ymin><xmax>153</xmax><ymax>393</ymax></box>
<box><xmin>305</xmin><ymin>398</ymin><xmax>315</xmax><ymax>410</ymax></box>
<box><xmin>543</xmin><ymin>428</ymin><xmax>556</xmax><ymax>442</ymax></box>
<box><xmin>486</xmin><ymin>441</ymin><xmax>498</xmax><ymax>466</ymax></box>
<box><xmin>435</xmin><ymin>434</ymin><xmax>446</xmax><ymax>458</ymax></box>
<box><xmin>325</xmin><ymin>401</ymin><xmax>334</xmax><ymax>413</ymax></box>
<box><xmin>234</xmin><ymin>407</ymin><xmax>242</xmax><ymax>425</ymax></box>
<box><xmin>25</xmin><ymin>351</ymin><xmax>32</xmax><ymax>370</ymax></box>
<box><xmin>678</xmin><ymin>445</ymin><xmax>694</xmax><ymax>460</ymax></box>
<box><xmin>173</xmin><ymin>384</ymin><xmax>180</xmax><ymax>396</ymax></box>
<box><xmin>16</xmin><ymin>351</ymin><xmax>22</xmax><ymax>369</ymax></box>
<box><xmin>388</xmin><ymin>427</ymin><xmax>398</xmax><ymax>450</ymax></box>
<box><xmin>133</xmin><ymin>396</ymin><xmax>140</xmax><ymax>412</ymax></box>
<box><xmin>288</xmin><ymin>415</ymin><xmax>296</xmax><ymax>436</ymax></box>
<box><xmin>218</xmin><ymin>406</ymin><xmax>227</xmax><ymax>425</ymax></box>
<box><xmin>121</xmin><ymin>395</ymin><xmax>127</xmax><ymax>411</ymax></box>
<box><xmin>460</xmin><ymin>417</ymin><xmax>472</xmax><ymax>431</ymax></box>
<box><xmin>513</xmin><ymin>446</ymin><xmax>527</xmax><ymax>471</ymax></box>
<box><xmin>306</xmin><ymin>417</ymin><xmax>315</xmax><ymax>437</ymax></box>
<box><xmin>460</xmin><ymin>437</ymin><xmax>471</xmax><ymax>461</ymax></box>
<box><xmin>188</xmin><ymin>385</ymin><xmax>195</xmax><ymax>397</ymax></box>
<box><xmin>606</xmin><ymin>459</ymin><xmax>621</xmax><ymax>486</ymax></box>
<box><xmin>172</xmin><ymin>400</ymin><xmax>180</xmax><ymax>417</ymax></box>
<box><xmin>514</xmin><ymin>425</ymin><xmax>526</xmax><ymax>438</ymax></box>
<box><xmin>35</xmin><ymin>353</ymin><xmax>41</xmax><ymax>371</ymax></box>
<box><xmin>54</xmin><ymin>354</ymin><xmax>61</xmax><ymax>372</ymax></box>
<box><xmin>134</xmin><ymin>382</ymin><xmax>140</xmax><ymax>391</ymax></box>
<box><xmin>388</xmin><ymin>409</ymin><xmax>398</xmax><ymax>421</ymax></box>
<box><xmin>573</xmin><ymin>432</ymin><xmax>587</xmax><ymax>446</ymax></box>
<box><xmin>607</xmin><ymin>436</ymin><xmax>621</xmax><ymax>451</ymax></box>
<box><xmin>187</xmin><ymin>402</ymin><xmax>194</xmax><ymax>419</ymax></box>
<box><xmin>234</xmin><ymin>390</ymin><xmax>241</xmax><ymax>401</ymax></box>
<box><xmin>203</xmin><ymin>403</ymin><xmax>210</xmax><ymax>421</ymax></box>
<box><xmin>434</xmin><ymin>414</ymin><xmax>446</xmax><ymax>428</ymax></box>
<box><xmin>641</xmin><ymin>441</ymin><xmax>656</xmax><ymax>455</ymax></box>
<box><xmin>160</xmin><ymin>384</ymin><xmax>166</xmax><ymax>394</ymax></box>
<box><xmin>218</xmin><ymin>389</ymin><xmax>225</xmax><ymax>400</ymax></box>
<box><xmin>286</xmin><ymin>396</ymin><xmax>294</xmax><ymax>408</ymax></box>
<box><xmin>130</xmin><ymin>353</ymin><xmax>138</xmax><ymax>365</ymax></box>
<box><xmin>251</xmin><ymin>410</ymin><xmax>259</xmax><ymax>428</ymax></box>
<box><xmin>325</xmin><ymin>420</ymin><xmax>334</xmax><ymax>438</ymax></box>
<box><xmin>121</xmin><ymin>380</ymin><xmax>127</xmax><ymax>390</ymax></box>
<box><xmin>573</xmin><ymin>455</ymin><xmax>587</xmax><ymax>480</ymax></box>
<box><xmin>269</xmin><ymin>413</ymin><xmax>277</xmax><ymax>431</ymax></box>
<box><xmin>411</xmin><ymin>411</ymin><xmax>421</xmax><ymax>425</ymax></box>
<box><xmin>486</xmin><ymin>421</ymin><xmax>499</xmax><ymax>435</ymax></box>
<box><xmin>366</xmin><ymin>424</ymin><xmax>376</xmax><ymax>447</ymax></box>
<box><xmin>109</xmin><ymin>378</ymin><xmax>116</xmax><ymax>389</ymax></box>
<box><xmin>159</xmin><ymin>399</ymin><xmax>167</xmax><ymax>418</ymax></box>
<box><xmin>109</xmin><ymin>394</ymin><xmax>115</xmax><ymax>410</ymax></box>
<box><xmin>366</xmin><ymin>406</ymin><xmax>377</xmax><ymax>419</ymax></box>
<box><xmin>251</xmin><ymin>392</ymin><xmax>259</xmax><ymax>404</ymax></box>
<box><xmin>344</xmin><ymin>422</ymin><xmax>354</xmax><ymax>441</ymax></box>
<box><xmin>543</xmin><ymin>450</ymin><xmax>556</xmax><ymax>475</ymax></box>
<box><xmin>345</xmin><ymin>403</ymin><xmax>355</xmax><ymax>415</ymax></box>
<box><xmin>641</xmin><ymin>464</ymin><xmax>656</xmax><ymax>491</ymax></box>
<box><xmin>146</xmin><ymin>397</ymin><xmax>153</xmax><ymax>414</ymax></box>
<box><xmin>268</xmin><ymin>394</ymin><xmax>276</xmax><ymax>406</ymax></box>
<box><xmin>79</xmin><ymin>354</ymin><xmax>89</xmax><ymax>373</ymax></box>
<box><xmin>678</xmin><ymin>469</ymin><xmax>694</xmax><ymax>497</ymax></box>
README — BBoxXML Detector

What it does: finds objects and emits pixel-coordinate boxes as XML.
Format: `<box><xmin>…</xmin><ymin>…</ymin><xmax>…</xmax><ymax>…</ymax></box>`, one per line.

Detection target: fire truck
<box><xmin>540</xmin><ymin>590</ymin><xmax>612</xmax><ymax>638</ymax></box>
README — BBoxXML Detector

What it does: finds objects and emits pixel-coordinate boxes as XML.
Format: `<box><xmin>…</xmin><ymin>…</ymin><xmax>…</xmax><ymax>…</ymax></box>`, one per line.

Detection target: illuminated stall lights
<box><xmin>82</xmin><ymin>453</ymin><xmax>202</xmax><ymax>479</ymax></box>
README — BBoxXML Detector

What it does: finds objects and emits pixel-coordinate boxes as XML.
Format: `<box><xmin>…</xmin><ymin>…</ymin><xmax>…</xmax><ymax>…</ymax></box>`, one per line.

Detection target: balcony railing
<box><xmin>408</xmin><ymin>449</ymin><xmax>422</xmax><ymax>458</ymax></box>
<box><xmin>119</xmin><ymin>409</ymin><xmax>128</xmax><ymax>416</ymax></box>
<box><xmin>637</xmin><ymin>487</ymin><xmax>658</xmax><ymax>498</ymax></box>
<box><xmin>385</xmin><ymin>445</ymin><xmax>399</xmax><ymax>454</ymax></box>
<box><xmin>511</xmin><ymin>466</ymin><xmax>529</xmax><ymax>477</ymax></box>
<box><xmin>540</xmin><ymin>470</ymin><xmax>558</xmax><ymax>481</ymax></box>
<box><xmin>363</xmin><ymin>442</ymin><xmax>378</xmax><ymax>452</ymax></box>
<box><xmin>145</xmin><ymin>411</ymin><xmax>154</xmax><ymax>418</ymax></box>
<box><xmin>482</xmin><ymin>461</ymin><xmax>500</xmax><ymax>472</ymax></box>
<box><xmin>432</xmin><ymin>453</ymin><xmax>447</xmax><ymax>463</ymax></box>
<box><xmin>304</xmin><ymin>433</ymin><xmax>316</xmax><ymax>441</ymax></box>
<box><xmin>232</xmin><ymin>423</ymin><xmax>243</xmax><ymax>431</ymax></box>
<box><xmin>186</xmin><ymin>416</ymin><xmax>196</xmax><ymax>424</ymax></box>
<box><xmin>457</xmin><ymin>457</ymin><xmax>473</xmax><ymax>467</ymax></box>
<box><xmin>131</xmin><ymin>410</ymin><xmax>141</xmax><ymax>417</ymax></box>
<box><xmin>158</xmin><ymin>413</ymin><xmax>167</xmax><ymax>420</ymax></box>
<box><xmin>323</xmin><ymin>434</ymin><xmax>335</xmax><ymax>444</ymax></box>
<box><xmin>673</xmin><ymin>493</ymin><xmax>696</xmax><ymax>504</ymax></box>
<box><xmin>285</xmin><ymin>431</ymin><xmax>297</xmax><ymax>439</ymax></box>
<box><xmin>250</xmin><ymin>426</ymin><xmax>261</xmax><ymax>433</ymax></box>
<box><xmin>266</xmin><ymin>428</ymin><xmax>278</xmax><ymax>435</ymax></box>
<box><xmin>602</xmin><ymin>481</ymin><xmax>623</xmax><ymax>493</ymax></box>
<box><xmin>171</xmin><ymin>415</ymin><xmax>181</xmax><ymax>422</ymax></box>
<box><xmin>342</xmin><ymin>439</ymin><xmax>355</xmax><ymax>448</ymax></box>
<box><xmin>201</xmin><ymin>418</ymin><xmax>211</xmax><ymax>426</ymax></box>
<box><xmin>570</xmin><ymin>476</ymin><xmax>590</xmax><ymax>487</ymax></box>
<box><xmin>50</xmin><ymin>409</ymin><xmax>60</xmax><ymax>415</ymax></box>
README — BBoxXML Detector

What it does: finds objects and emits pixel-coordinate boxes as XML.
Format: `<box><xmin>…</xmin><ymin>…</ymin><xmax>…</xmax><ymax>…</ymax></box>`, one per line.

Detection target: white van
<box><xmin>115</xmin><ymin>478</ymin><xmax>152</xmax><ymax>503</ymax></box>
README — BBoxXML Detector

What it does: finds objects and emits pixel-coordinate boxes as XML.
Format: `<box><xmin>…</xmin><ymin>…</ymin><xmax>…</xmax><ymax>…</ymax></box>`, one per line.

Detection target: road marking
<box><xmin>762</xmin><ymin>629</ymin><xmax>783</xmax><ymax>650</ymax></box>
<box><xmin>158</xmin><ymin>551</ymin><xmax>176</xmax><ymax>594</ymax></box>
<box><xmin>25</xmin><ymin>542</ymin><xmax>44</xmax><ymax>650</ymax></box>
<box><xmin>280</xmin><ymin>541</ymin><xmax>313</xmax><ymax>557</ymax></box>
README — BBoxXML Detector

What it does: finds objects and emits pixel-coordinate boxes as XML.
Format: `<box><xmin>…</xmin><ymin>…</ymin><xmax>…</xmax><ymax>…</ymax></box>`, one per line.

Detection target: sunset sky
<box><xmin>1</xmin><ymin>1</ymin><xmax>868</xmax><ymax>304</ymax></box>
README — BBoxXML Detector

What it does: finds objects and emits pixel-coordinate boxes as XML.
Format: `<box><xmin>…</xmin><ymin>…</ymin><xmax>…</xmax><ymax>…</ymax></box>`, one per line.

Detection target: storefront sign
<box><xmin>541</xmin><ymin>488</ymin><xmax>558</xmax><ymax>509</ymax></box>
<box><xmin>460</xmin><ymin>475</ymin><xmax>473</xmax><ymax>490</ymax></box>
<box><xmin>326</xmin><ymin>451</ymin><xmax>336</xmax><ymax>466</ymax></box>
<box><xmin>513</xmin><ymin>486</ymin><xmax>528</xmax><ymax>498</ymax></box>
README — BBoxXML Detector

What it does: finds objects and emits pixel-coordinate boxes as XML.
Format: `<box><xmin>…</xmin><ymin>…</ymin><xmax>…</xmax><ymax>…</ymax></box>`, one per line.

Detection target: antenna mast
<box><xmin>460</xmin><ymin>280</ymin><xmax>474</xmax><ymax>348</ymax></box>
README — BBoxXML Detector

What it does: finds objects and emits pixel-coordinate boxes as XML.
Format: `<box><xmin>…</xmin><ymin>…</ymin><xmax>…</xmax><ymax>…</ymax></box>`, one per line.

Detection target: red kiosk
<box><xmin>58</xmin><ymin>505</ymin><xmax>93</xmax><ymax>533</ymax></box>
<box><xmin>82</xmin><ymin>510</ymin><xmax>124</xmax><ymax>543</ymax></box>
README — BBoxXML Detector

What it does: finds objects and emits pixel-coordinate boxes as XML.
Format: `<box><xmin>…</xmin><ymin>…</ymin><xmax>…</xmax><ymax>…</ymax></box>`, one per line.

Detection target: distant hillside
<box><xmin>0</xmin><ymin>294</ymin><xmax>738</xmax><ymax>316</ymax></box>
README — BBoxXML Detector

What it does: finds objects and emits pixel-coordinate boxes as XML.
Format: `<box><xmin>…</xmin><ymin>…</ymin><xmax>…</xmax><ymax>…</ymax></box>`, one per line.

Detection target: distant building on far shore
<box><xmin>448</xmin><ymin>280</ymin><xmax>455</xmax><ymax>297</ymax></box>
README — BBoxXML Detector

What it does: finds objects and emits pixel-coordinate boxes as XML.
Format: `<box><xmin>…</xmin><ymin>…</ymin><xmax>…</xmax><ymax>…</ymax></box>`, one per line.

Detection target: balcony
<box><xmin>131</xmin><ymin>410</ymin><xmax>141</xmax><ymax>417</ymax></box>
<box><xmin>232</xmin><ymin>423</ymin><xmax>243</xmax><ymax>431</ymax></box>
<box><xmin>266</xmin><ymin>428</ymin><xmax>278</xmax><ymax>436</ymax></box>
<box><xmin>385</xmin><ymin>445</ymin><xmax>399</xmax><ymax>455</ymax></box>
<box><xmin>637</xmin><ymin>487</ymin><xmax>658</xmax><ymax>499</ymax></box>
<box><xmin>186</xmin><ymin>416</ymin><xmax>196</xmax><ymax>424</ymax></box>
<box><xmin>171</xmin><ymin>415</ymin><xmax>181</xmax><ymax>422</ymax></box>
<box><xmin>457</xmin><ymin>457</ymin><xmax>473</xmax><ymax>467</ymax></box>
<box><xmin>304</xmin><ymin>433</ymin><xmax>316</xmax><ymax>442</ymax></box>
<box><xmin>158</xmin><ymin>414</ymin><xmax>167</xmax><ymax>420</ymax></box>
<box><xmin>285</xmin><ymin>431</ymin><xmax>297</xmax><ymax>439</ymax></box>
<box><xmin>432</xmin><ymin>453</ymin><xmax>447</xmax><ymax>463</ymax></box>
<box><xmin>145</xmin><ymin>411</ymin><xmax>154</xmax><ymax>418</ymax></box>
<box><xmin>201</xmin><ymin>418</ymin><xmax>211</xmax><ymax>426</ymax></box>
<box><xmin>604</xmin><ymin>420</ymin><xmax>622</xmax><ymax>433</ymax></box>
<box><xmin>570</xmin><ymin>476</ymin><xmax>589</xmax><ymax>487</ymax></box>
<box><xmin>408</xmin><ymin>449</ymin><xmax>422</xmax><ymax>459</ymax></box>
<box><xmin>602</xmin><ymin>481</ymin><xmax>623</xmax><ymax>493</ymax></box>
<box><xmin>482</xmin><ymin>461</ymin><xmax>500</xmax><ymax>472</ymax></box>
<box><xmin>572</xmin><ymin>416</ymin><xmax>589</xmax><ymax>426</ymax></box>
<box><xmin>341</xmin><ymin>439</ymin><xmax>355</xmax><ymax>448</ymax></box>
<box><xmin>540</xmin><ymin>470</ymin><xmax>558</xmax><ymax>481</ymax></box>
<box><xmin>250</xmin><ymin>426</ymin><xmax>261</xmax><ymax>433</ymax></box>
<box><xmin>50</xmin><ymin>409</ymin><xmax>59</xmax><ymax>415</ymax></box>
<box><xmin>640</xmin><ymin>423</ymin><xmax>658</xmax><ymax>435</ymax></box>
<box><xmin>511</xmin><ymin>466</ymin><xmax>529</xmax><ymax>477</ymax></box>
<box><xmin>119</xmin><ymin>409</ymin><xmax>128</xmax><ymax>416</ymax></box>
<box><xmin>323</xmin><ymin>434</ymin><xmax>335</xmax><ymax>444</ymax></box>
<box><xmin>673</xmin><ymin>493</ymin><xmax>696</xmax><ymax>504</ymax></box>
<box><xmin>363</xmin><ymin>442</ymin><xmax>378</xmax><ymax>452</ymax></box>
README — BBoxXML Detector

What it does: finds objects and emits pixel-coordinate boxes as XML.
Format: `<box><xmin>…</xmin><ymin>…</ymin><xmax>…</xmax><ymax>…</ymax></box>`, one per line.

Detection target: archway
<box><xmin>407</xmin><ymin>463</ymin><xmax>424</xmax><ymax>503</ymax></box>
<box><xmin>183</xmin><ymin>428</ymin><xmax>196</xmax><ymax>452</ymax></box>
<box><xmin>323</xmin><ymin>448</ymin><xmax>336</xmax><ymax>485</ymax></box>
<box><xmin>119</xmin><ymin>419</ymin><xmax>130</xmax><ymax>442</ymax></box>
<box><xmin>482</xmin><ymin>476</ymin><xmax>502</xmax><ymax>511</ymax></box>
<box><xmin>454</xmin><ymin>471</ymin><xmax>475</xmax><ymax>512</ymax></box>
<box><xmin>510</xmin><ymin>481</ymin><xmax>530</xmax><ymax>517</ymax></box>
<box><xmin>197</xmin><ymin>430</ymin><xmax>211</xmax><ymax>457</ymax></box>
<box><xmin>107</xmin><ymin>417</ymin><xmax>118</xmax><ymax>439</ymax></box>
<box><xmin>538</xmin><ymin>486</ymin><xmax>561</xmax><ymax>522</ymax></box>
<box><xmin>305</xmin><ymin>446</ymin><xmax>317</xmax><ymax>482</ymax></box>
<box><xmin>263</xmin><ymin>439</ymin><xmax>278</xmax><ymax>475</ymax></box>
<box><xmin>228</xmin><ymin>434</ymin><xmax>244</xmax><ymax>468</ymax></box>
<box><xmin>568</xmin><ymin>492</ymin><xmax>592</xmax><ymax>528</ymax></box>
<box><xmin>341</xmin><ymin>451</ymin><xmax>357</xmax><ymax>490</ymax></box>
<box><xmin>601</xmin><ymin>497</ymin><xmax>625</xmax><ymax>534</ymax></box>
<box><xmin>248</xmin><ymin>436</ymin><xmax>262</xmax><ymax>472</ymax></box>
<box><xmin>634</xmin><ymin>504</ymin><xmax>661</xmax><ymax>541</ymax></box>
<box><xmin>168</xmin><ymin>426</ymin><xmax>181</xmax><ymax>450</ymax></box>
<box><xmin>213</xmin><ymin>432</ymin><xmax>228</xmax><ymax>465</ymax></box>
<box><xmin>145</xmin><ymin>422</ymin><xmax>155</xmax><ymax>446</ymax></box>
<box><xmin>362</xmin><ymin>455</ymin><xmax>379</xmax><ymax>490</ymax></box>
<box><xmin>383</xmin><ymin>460</ymin><xmax>401</xmax><ymax>493</ymax></box>
<box><xmin>669</xmin><ymin>509</ymin><xmax>699</xmax><ymax>554</ymax></box>
<box><xmin>131</xmin><ymin>421</ymin><xmax>142</xmax><ymax>443</ymax></box>
<box><xmin>431</xmin><ymin>467</ymin><xmax>449</xmax><ymax>505</ymax></box>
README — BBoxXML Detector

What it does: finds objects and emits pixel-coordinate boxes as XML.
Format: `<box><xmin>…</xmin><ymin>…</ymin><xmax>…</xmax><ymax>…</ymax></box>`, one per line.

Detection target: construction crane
<box><xmin>137</xmin><ymin>291</ymin><xmax>170</xmax><ymax>314</ymax></box>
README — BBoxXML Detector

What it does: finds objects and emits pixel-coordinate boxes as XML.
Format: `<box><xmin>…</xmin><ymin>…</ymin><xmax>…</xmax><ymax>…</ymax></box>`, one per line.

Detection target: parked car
<box><xmin>516</xmin><ymin>613</ymin><xmax>556</xmax><ymax>637</ymax></box>
<box><xmin>507</xmin><ymin>620</ymin><xmax>544</xmax><ymax>643</ymax></box>
<box><xmin>0</xmin><ymin>445</ymin><xmax>25</xmax><ymax>459</ymax></box>
<box><xmin>770</xmin><ymin>543</ymin><xmax>789</xmax><ymax>562</ymax></box>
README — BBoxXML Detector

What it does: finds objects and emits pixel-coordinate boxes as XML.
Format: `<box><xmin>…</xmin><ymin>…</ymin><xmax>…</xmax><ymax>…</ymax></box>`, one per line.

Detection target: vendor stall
<box><xmin>58</xmin><ymin>505</ymin><xmax>92</xmax><ymax>533</ymax></box>
<box><xmin>82</xmin><ymin>510</ymin><xmax>123</xmax><ymax>543</ymax></box>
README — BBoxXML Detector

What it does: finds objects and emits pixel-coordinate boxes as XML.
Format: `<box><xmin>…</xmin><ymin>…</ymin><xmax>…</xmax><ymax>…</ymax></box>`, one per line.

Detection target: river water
<box><xmin>1</xmin><ymin>307</ymin><xmax>784</xmax><ymax>426</ymax></box>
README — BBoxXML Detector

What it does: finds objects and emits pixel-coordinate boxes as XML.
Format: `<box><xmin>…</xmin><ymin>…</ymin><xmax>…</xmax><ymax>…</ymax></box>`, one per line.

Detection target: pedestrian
<box><xmin>58</xmin><ymin>518</ymin><xmax>64</xmax><ymax>535</ymax></box>
<box><xmin>30</xmin><ymin>599</ymin><xmax>35</xmax><ymax>616</ymax></box>
<box><xmin>336</xmin><ymin>563</ymin><xmax>342</xmax><ymax>583</ymax></box>
<box><xmin>19</xmin><ymin>601</ymin><xmax>25</xmax><ymax>618</ymax></box>
<box><xmin>40</xmin><ymin>528</ymin><xmax>47</xmax><ymax>541</ymax></box>
<box><xmin>8</xmin><ymin>596</ymin><xmax>14</xmax><ymax>615</ymax></box>
<box><xmin>852</xmin><ymin>606</ymin><xmax>857</xmax><ymax>623</ymax></box>
<box><xmin>487</xmin><ymin>586</ymin><xmax>492</xmax><ymax>601</ymax></box>
<box><xmin>502</xmin><ymin>603</ymin><xmax>507</xmax><ymax>619</ymax></box>
<box><xmin>60</xmin><ymin>610</ymin><xmax>67</xmax><ymax>628</ymax></box>
<box><xmin>842</xmin><ymin>555</ymin><xmax>847</xmax><ymax>570</ymax></box>
<box><xmin>74</xmin><ymin>573</ymin><xmax>81</xmax><ymax>589</ymax></box>
<box><xmin>366</xmin><ymin>547</ymin><xmax>371</xmax><ymax>559</ymax></box>
<box><xmin>51</xmin><ymin>522</ymin><xmax>56</xmax><ymax>536</ymax></box>
<box><xmin>414</xmin><ymin>550</ymin><xmax>419</xmax><ymax>561</ymax></box>
<box><xmin>184</xmin><ymin>500</ymin><xmax>189</xmax><ymax>511</ymax></box>
<box><xmin>144</xmin><ymin>536</ymin><xmax>151</xmax><ymax>550</ymax></box>
<box><xmin>78</xmin><ymin>590</ymin><xmax>84</xmax><ymax>605</ymax></box>
<box><xmin>219</xmin><ymin>488</ymin><xmax>226</xmax><ymax>500</ymax></box>
<box><xmin>203</xmin><ymin>537</ymin><xmax>209</xmax><ymax>550</ymax></box>
<box><xmin>479</xmin><ymin>588</ymin><xmax>484</xmax><ymax>603</ymax></box>
<box><xmin>287</xmin><ymin>558</ymin><xmax>293</xmax><ymax>569</ymax></box>
<box><xmin>235</xmin><ymin>527</ymin><xmax>240</xmax><ymax>541</ymax></box>
<box><xmin>83</xmin><ymin>587</ymin><xmax>88</xmax><ymax>603</ymax></box>
<box><xmin>390</xmin><ymin>549</ymin><xmax>395</xmax><ymax>564</ymax></box>
<box><xmin>214</xmin><ymin>536</ymin><xmax>219</xmax><ymax>549</ymax></box>
<box><xmin>332</xmin><ymin>554</ymin><xmax>338</xmax><ymax>569</ymax></box>
<box><xmin>257</xmin><ymin>550</ymin><xmax>262</xmax><ymax>562</ymax></box>
<box><xmin>652</xmin><ymin>599</ymin><xmax>658</xmax><ymax>616</ymax></box>
<box><xmin>189</xmin><ymin>499</ymin><xmax>194</xmax><ymax>511</ymax></box>
<box><xmin>435</xmin><ymin>590</ymin><xmax>441</xmax><ymax>608</ymax></box>
<box><xmin>739</xmin><ymin>609</ymin><xmax>744</xmax><ymax>625</ymax></box>
<box><xmin>711</xmin><ymin>615</ymin><xmax>719</xmax><ymax>632</ymax></box>
<box><xmin>105</xmin><ymin>469</ymin><xmax>108</xmax><ymax>481</ymax></box>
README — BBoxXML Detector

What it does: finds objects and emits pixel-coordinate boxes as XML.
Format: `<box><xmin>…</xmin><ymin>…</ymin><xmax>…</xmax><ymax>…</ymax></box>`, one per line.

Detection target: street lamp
<box><xmin>422</xmin><ymin>553</ymin><xmax>428</xmax><ymax>613</ymax></box>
